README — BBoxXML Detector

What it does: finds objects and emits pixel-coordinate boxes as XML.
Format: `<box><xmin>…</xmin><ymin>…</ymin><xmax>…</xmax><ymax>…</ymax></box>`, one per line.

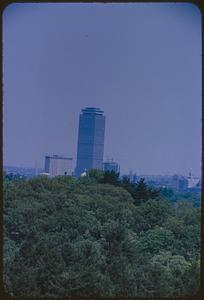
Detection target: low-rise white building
<box><xmin>44</xmin><ymin>155</ymin><xmax>73</xmax><ymax>177</ymax></box>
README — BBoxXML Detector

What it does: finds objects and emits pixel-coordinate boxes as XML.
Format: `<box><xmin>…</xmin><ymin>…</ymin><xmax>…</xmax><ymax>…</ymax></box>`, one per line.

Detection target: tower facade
<box><xmin>75</xmin><ymin>107</ymin><xmax>105</xmax><ymax>177</ymax></box>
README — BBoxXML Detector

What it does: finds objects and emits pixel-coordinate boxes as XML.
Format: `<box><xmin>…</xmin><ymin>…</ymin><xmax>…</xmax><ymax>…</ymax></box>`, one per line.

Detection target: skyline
<box><xmin>3</xmin><ymin>3</ymin><xmax>202</xmax><ymax>176</ymax></box>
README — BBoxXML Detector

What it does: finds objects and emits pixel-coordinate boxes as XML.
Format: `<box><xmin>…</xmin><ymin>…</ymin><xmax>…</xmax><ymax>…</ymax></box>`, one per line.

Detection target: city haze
<box><xmin>3</xmin><ymin>3</ymin><xmax>201</xmax><ymax>176</ymax></box>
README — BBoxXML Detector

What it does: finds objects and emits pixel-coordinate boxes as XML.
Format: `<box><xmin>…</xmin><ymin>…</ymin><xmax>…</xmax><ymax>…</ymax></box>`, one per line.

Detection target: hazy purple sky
<box><xmin>3</xmin><ymin>3</ymin><xmax>201</xmax><ymax>176</ymax></box>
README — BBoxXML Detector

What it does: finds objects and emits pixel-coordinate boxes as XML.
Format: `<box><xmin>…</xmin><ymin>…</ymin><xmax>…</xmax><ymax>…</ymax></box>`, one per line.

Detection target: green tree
<box><xmin>132</xmin><ymin>178</ymin><xmax>160</xmax><ymax>205</ymax></box>
<box><xmin>100</xmin><ymin>170</ymin><xmax>120</xmax><ymax>185</ymax></box>
<box><xmin>86</xmin><ymin>169</ymin><xmax>104</xmax><ymax>182</ymax></box>
<box><xmin>147</xmin><ymin>251</ymin><xmax>193</xmax><ymax>297</ymax></box>
<box><xmin>3</xmin><ymin>175</ymin><xmax>200</xmax><ymax>297</ymax></box>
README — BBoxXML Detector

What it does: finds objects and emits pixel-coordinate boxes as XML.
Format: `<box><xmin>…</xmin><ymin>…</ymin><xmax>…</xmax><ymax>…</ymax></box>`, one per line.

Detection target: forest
<box><xmin>3</xmin><ymin>170</ymin><xmax>201</xmax><ymax>297</ymax></box>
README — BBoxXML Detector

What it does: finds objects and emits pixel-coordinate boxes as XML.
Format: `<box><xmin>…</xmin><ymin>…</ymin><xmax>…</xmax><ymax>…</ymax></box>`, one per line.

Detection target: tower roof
<box><xmin>82</xmin><ymin>107</ymin><xmax>104</xmax><ymax>115</ymax></box>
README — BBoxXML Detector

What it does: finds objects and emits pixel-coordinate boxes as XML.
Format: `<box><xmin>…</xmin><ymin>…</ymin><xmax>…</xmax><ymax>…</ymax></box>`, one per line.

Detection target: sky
<box><xmin>3</xmin><ymin>2</ymin><xmax>202</xmax><ymax>176</ymax></box>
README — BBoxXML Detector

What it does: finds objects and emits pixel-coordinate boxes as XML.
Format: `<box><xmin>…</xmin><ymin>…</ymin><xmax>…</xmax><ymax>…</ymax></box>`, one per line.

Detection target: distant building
<box><xmin>178</xmin><ymin>177</ymin><xmax>188</xmax><ymax>192</ymax></box>
<box><xmin>39</xmin><ymin>172</ymin><xmax>50</xmax><ymax>177</ymax></box>
<box><xmin>187</xmin><ymin>171</ymin><xmax>200</xmax><ymax>189</ymax></box>
<box><xmin>189</xmin><ymin>179</ymin><xmax>201</xmax><ymax>192</ymax></box>
<box><xmin>4</xmin><ymin>165</ymin><xmax>43</xmax><ymax>178</ymax></box>
<box><xmin>166</xmin><ymin>174</ymin><xmax>188</xmax><ymax>192</ymax></box>
<box><xmin>132</xmin><ymin>173</ymin><xmax>138</xmax><ymax>183</ymax></box>
<box><xmin>128</xmin><ymin>170</ymin><xmax>138</xmax><ymax>182</ymax></box>
<box><xmin>80</xmin><ymin>169</ymin><xmax>87</xmax><ymax>177</ymax></box>
<box><xmin>103</xmin><ymin>160</ymin><xmax>120</xmax><ymax>173</ymax></box>
<box><xmin>129</xmin><ymin>170</ymin><xmax>134</xmax><ymax>181</ymax></box>
<box><xmin>121</xmin><ymin>171</ymin><xmax>138</xmax><ymax>183</ymax></box>
<box><xmin>44</xmin><ymin>155</ymin><xmax>73</xmax><ymax>177</ymax></box>
<box><xmin>75</xmin><ymin>107</ymin><xmax>105</xmax><ymax>177</ymax></box>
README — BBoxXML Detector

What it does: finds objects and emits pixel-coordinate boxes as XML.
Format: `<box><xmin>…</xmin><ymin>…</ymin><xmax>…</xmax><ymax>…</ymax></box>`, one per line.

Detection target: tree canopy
<box><xmin>3</xmin><ymin>174</ymin><xmax>200</xmax><ymax>297</ymax></box>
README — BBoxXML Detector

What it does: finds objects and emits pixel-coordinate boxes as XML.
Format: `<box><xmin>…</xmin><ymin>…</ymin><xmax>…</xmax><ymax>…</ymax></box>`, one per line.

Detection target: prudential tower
<box><xmin>75</xmin><ymin>107</ymin><xmax>105</xmax><ymax>177</ymax></box>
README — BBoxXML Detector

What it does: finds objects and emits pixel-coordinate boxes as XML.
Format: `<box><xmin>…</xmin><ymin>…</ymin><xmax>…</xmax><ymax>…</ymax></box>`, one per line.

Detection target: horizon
<box><xmin>3</xmin><ymin>163</ymin><xmax>201</xmax><ymax>179</ymax></box>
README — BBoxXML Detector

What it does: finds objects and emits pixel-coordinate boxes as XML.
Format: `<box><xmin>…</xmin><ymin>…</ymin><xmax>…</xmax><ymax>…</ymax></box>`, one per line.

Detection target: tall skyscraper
<box><xmin>44</xmin><ymin>155</ymin><xmax>73</xmax><ymax>177</ymax></box>
<box><xmin>75</xmin><ymin>107</ymin><xmax>105</xmax><ymax>177</ymax></box>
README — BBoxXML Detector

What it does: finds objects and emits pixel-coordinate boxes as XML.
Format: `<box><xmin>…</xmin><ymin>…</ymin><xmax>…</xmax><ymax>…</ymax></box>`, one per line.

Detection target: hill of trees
<box><xmin>3</xmin><ymin>171</ymin><xmax>201</xmax><ymax>297</ymax></box>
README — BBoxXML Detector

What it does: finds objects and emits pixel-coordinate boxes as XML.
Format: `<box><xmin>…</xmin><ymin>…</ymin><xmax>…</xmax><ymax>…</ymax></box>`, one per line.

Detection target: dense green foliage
<box><xmin>87</xmin><ymin>170</ymin><xmax>160</xmax><ymax>205</ymax></box>
<box><xmin>160</xmin><ymin>187</ymin><xmax>201</xmax><ymax>207</ymax></box>
<box><xmin>3</xmin><ymin>173</ymin><xmax>200</xmax><ymax>297</ymax></box>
